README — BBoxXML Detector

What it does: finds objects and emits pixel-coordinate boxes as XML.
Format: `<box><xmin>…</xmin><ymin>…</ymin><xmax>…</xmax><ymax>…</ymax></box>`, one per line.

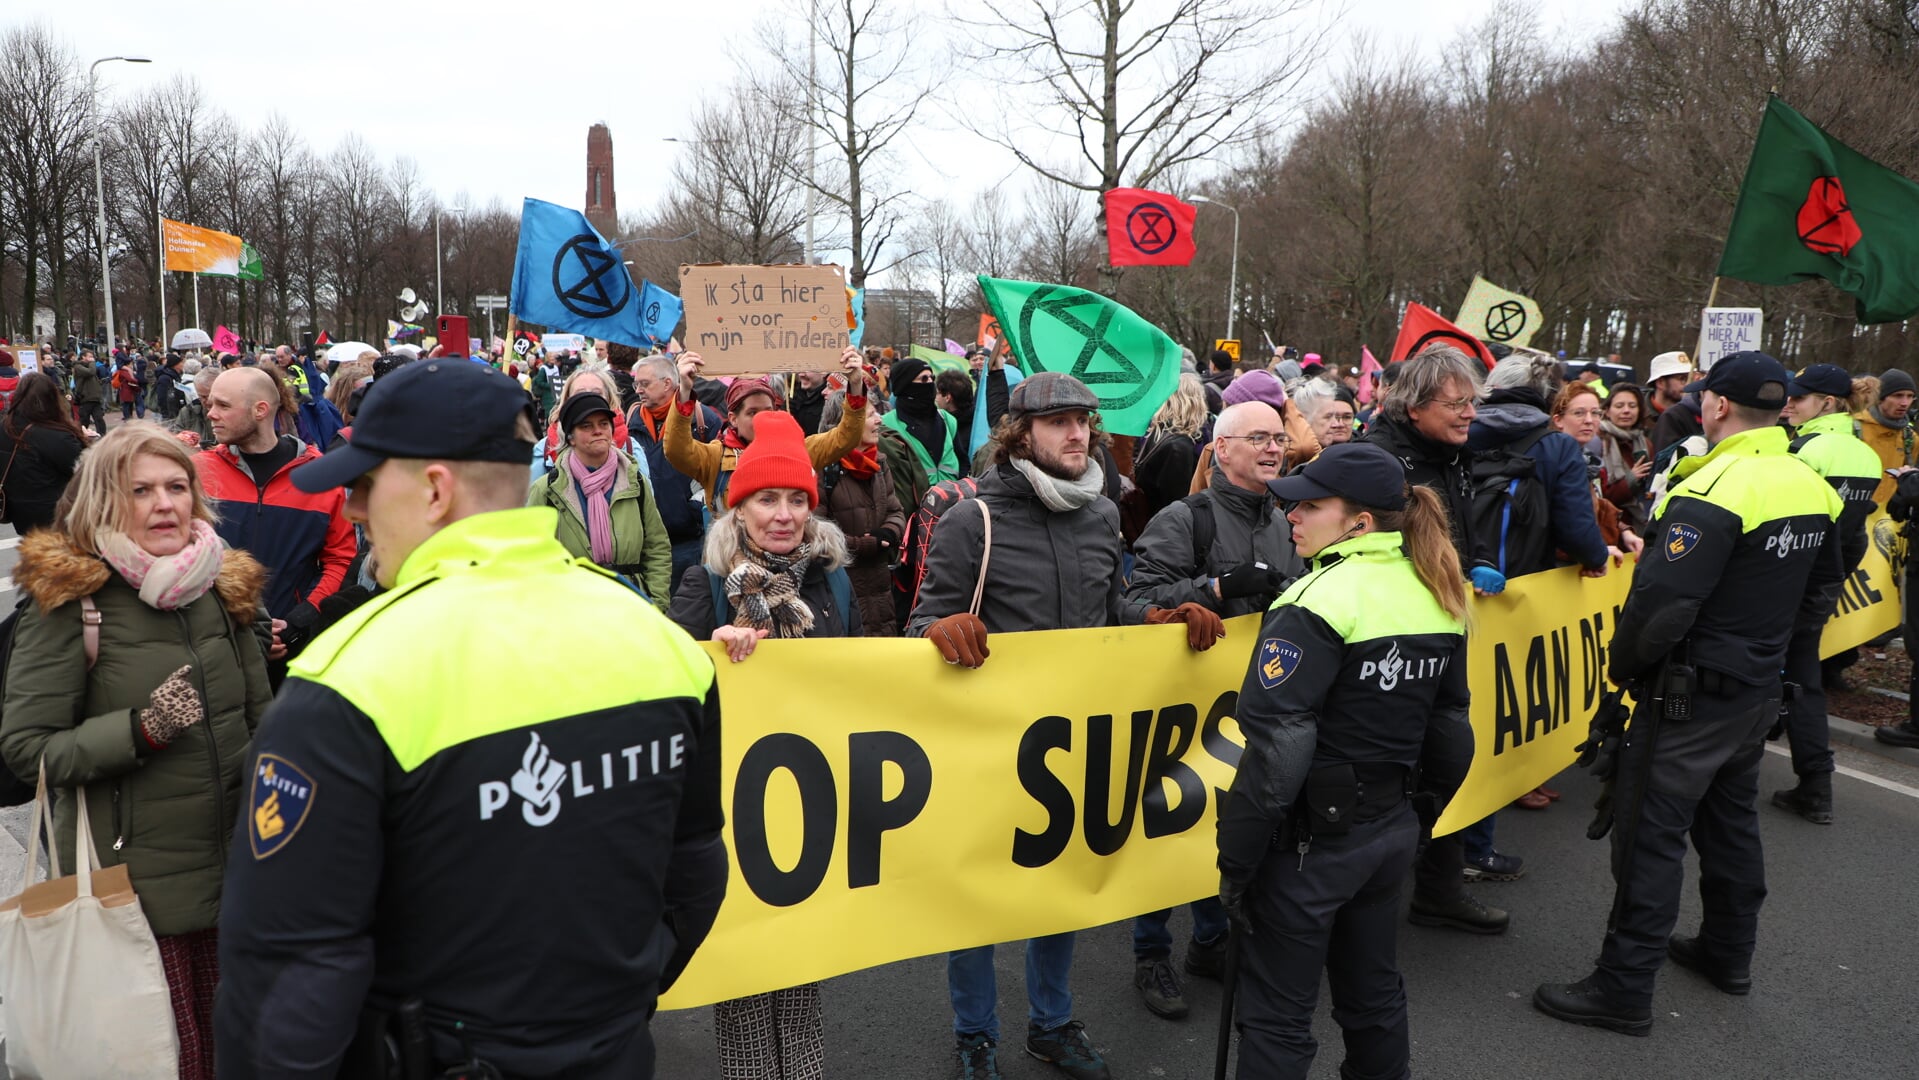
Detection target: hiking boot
<box><xmin>1667</xmin><ymin>934</ymin><xmax>1752</xmax><ymax>995</ymax></box>
<box><xmin>1875</xmin><ymin>721</ymin><xmax>1919</xmax><ymax>748</ymax></box>
<box><xmin>1025</xmin><ymin>1020</ymin><xmax>1111</xmax><ymax>1080</ymax></box>
<box><xmin>955</xmin><ymin>1033</ymin><xmax>1001</xmax><ymax>1080</ymax></box>
<box><xmin>1769</xmin><ymin>773</ymin><xmax>1833</xmax><ymax>825</ymax></box>
<box><xmin>1408</xmin><ymin>892</ymin><xmax>1509</xmax><ymax>934</ymax></box>
<box><xmin>1184</xmin><ymin>934</ymin><xmax>1228</xmax><ymax>981</ymax></box>
<box><xmin>1462</xmin><ymin>850</ymin><xmax>1527</xmax><ymax>882</ymax></box>
<box><xmin>1532</xmin><ymin>977</ymin><xmax>1652</xmax><ymax>1036</ymax></box>
<box><xmin>1134</xmin><ymin>957</ymin><xmax>1189</xmax><ymax>1018</ymax></box>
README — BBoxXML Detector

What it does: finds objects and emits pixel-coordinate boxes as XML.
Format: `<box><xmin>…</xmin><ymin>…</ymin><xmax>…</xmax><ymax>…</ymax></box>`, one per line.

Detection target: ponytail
<box><xmin>1361</xmin><ymin>486</ymin><xmax>1467</xmax><ymax>623</ymax></box>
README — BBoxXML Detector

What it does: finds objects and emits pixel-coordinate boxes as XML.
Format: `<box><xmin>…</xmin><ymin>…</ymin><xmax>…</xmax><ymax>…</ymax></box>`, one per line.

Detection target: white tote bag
<box><xmin>0</xmin><ymin>765</ymin><xmax>179</xmax><ymax>1080</ymax></box>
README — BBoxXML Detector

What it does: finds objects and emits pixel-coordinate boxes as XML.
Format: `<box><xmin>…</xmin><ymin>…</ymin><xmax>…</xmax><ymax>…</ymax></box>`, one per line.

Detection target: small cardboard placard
<box><xmin>680</xmin><ymin>264</ymin><xmax>849</xmax><ymax>374</ymax></box>
<box><xmin>1696</xmin><ymin>307</ymin><xmax>1762</xmax><ymax>371</ymax></box>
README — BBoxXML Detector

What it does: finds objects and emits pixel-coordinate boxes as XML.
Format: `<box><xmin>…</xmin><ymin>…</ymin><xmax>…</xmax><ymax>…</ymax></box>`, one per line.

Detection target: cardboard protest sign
<box><xmin>679</xmin><ymin>264</ymin><xmax>850</xmax><ymax>374</ymax></box>
<box><xmin>1696</xmin><ymin>307</ymin><xmax>1762</xmax><ymax>370</ymax></box>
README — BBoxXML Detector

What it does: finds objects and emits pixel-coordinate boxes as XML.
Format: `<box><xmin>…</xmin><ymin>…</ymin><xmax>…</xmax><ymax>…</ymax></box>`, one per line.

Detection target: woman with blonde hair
<box><xmin>667</xmin><ymin>410</ymin><xmax>856</xmax><ymax>1080</ymax></box>
<box><xmin>1130</xmin><ymin>373</ymin><xmax>1212</xmax><ymax>529</ymax></box>
<box><xmin>1218</xmin><ymin>441</ymin><xmax>1472</xmax><ymax>1080</ymax></box>
<box><xmin>1</xmin><ymin>422</ymin><xmax>272</xmax><ymax>1080</ymax></box>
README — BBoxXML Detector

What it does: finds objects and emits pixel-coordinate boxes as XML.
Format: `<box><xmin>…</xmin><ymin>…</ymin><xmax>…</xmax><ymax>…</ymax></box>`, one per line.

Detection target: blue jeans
<box><xmin>1132</xmin><ymin>898</ymin><xmax>1230</xmax><ymax>960</ymax></box>
<box><xmin>1462</xmin><ymin>815</ymin><xmax>1496</xmax><ymax>861</ymax></box>
<box><xmin>948</xmin><ymin>932</ymin><xmax>1075</xmax><ymax>1039</ymax></box>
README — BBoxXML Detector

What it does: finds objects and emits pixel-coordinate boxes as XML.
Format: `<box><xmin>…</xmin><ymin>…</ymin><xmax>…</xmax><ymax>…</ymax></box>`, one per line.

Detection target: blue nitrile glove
<box><xmin>1469</xmin><ymin>566</ymin><xmax>1506</xmax><ymax>595</ymax></box>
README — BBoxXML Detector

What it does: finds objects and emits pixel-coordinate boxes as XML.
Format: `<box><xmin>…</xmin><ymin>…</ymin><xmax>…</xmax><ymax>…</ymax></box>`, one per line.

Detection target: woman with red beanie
<box><xmin>666</xmin><ymin>408</ymin><xmax>857</xmax><ymax>1080</ymax></box>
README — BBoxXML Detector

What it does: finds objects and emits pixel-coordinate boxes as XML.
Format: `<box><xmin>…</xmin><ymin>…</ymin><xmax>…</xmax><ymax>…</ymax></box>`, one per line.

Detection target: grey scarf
<box><xmin>1013</xmin><ymin>456</ymin><xmax>1106</xmax><ymax>513</ymax></box>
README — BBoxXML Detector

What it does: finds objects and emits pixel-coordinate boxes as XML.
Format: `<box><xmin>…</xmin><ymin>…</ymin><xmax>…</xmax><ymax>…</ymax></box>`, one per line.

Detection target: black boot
<box><xmin>1769</xmin><ymin>772</ymin><xmax>1833</xmax><ymax>824</ymax></box>
<box><xmin>1876</xmin><ymin>721</ymin><xmax>1919</xmax><ymax>748</ymax></box>
<box><xmin>1667</xmin><ymin>934</ymin><xmax>1752</xmax><ymax>995</ymax></box>
<box><xmin>1532</xmin><ymin>977</ymin><xmax>1652</xmax><ymax>1036</ymax></box>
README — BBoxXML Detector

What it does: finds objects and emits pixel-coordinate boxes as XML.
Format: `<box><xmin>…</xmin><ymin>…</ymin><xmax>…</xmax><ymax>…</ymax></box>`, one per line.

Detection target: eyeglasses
<box><xmin>1425</xmin><ymin>396</ymin><xmax>1475</xmax><ymax>414</ymax></box>
<box><xmin>1320</xmin><ymin>412</ymin><xmax>1356</xmax><ymax>424</ymax></box>
<box><xmin>1562</xmin><ymin>407</ymin><xmax>1604</xmax><ymax>420</ymax></box>
<box><xmin>1221</xmin><ymin>432</ymin><xmax>1287</xmax><ymax>449</ymax></box>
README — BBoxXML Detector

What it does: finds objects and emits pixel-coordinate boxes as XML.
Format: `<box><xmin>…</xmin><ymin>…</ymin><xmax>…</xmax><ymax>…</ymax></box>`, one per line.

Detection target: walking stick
<box><xmin>1214</xmin><ymin>930</ymin><xmax>1241</xmax><ymax>1080</ymax></box>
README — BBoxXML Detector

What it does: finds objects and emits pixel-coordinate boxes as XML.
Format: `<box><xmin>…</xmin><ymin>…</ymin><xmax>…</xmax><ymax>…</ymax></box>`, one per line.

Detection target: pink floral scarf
<box><xmin>98</xmin><ymin>520</ymin><xmax>225</xmax><ymax>611</ymax></box>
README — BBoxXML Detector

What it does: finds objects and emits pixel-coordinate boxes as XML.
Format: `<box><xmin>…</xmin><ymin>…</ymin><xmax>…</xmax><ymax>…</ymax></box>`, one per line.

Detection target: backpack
<box><xmin>0</xmin><ymin>595</ymin><xmax>100</xmax><ymax>807</ymax></box>
<box><xmin>707</xmin><ymin>566</ymin><xmax>853</xmax><ymax>631</ymax></box>
<box><xmin>1181</xmin><ymin>490</ymin><xmax>1219</xmax><ymax>566</ymax></box>
<box><xmin>1469</xmin><ymin>425</ymin><xmax>1554</xmax><ymax>577</ymax></box>
<box><xmin>893</xmin><ymin>477</ymin><xmax>981</xmax><ymax>618</ymax></box>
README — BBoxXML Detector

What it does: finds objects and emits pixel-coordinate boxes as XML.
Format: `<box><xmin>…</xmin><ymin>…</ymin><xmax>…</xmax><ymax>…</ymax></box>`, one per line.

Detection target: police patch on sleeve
<box><xmin>250</xmin><ymin>754</ymin><xmax>317</xmax><ymax>859</ymax></box>
<box><xmin>1663</xmin><ymin>522</ymin><xmax>1702</xmax><ymax>561</ymax></box>
<box><xmin>1258</xmin><ymin>638</ymin><xmax>1303</xmax><ymax>689</ymax></box>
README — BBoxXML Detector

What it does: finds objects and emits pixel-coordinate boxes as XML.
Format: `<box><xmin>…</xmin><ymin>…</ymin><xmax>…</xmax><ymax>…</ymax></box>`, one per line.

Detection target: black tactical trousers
<box><xmin>1779</xmin><ymin>621</ymin><xmax>1834</xmax><ymax>777</ymax></box>
<box><xmin>1237</xmin><ymin>802</ymin><xmax>1418</xmax><ymax>1080</ymax></box>
<box><xmin>1595</xmin><ymin>676</ymin><xmax>1776</xmax><ymax>1007</ymax></box>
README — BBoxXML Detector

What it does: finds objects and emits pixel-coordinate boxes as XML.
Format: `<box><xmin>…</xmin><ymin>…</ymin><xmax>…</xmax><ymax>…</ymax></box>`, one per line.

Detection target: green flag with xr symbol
<box><xmin>976</xmin><ymin>275</ymin><xmax>1180</xmax><ymax>437</ymax></box>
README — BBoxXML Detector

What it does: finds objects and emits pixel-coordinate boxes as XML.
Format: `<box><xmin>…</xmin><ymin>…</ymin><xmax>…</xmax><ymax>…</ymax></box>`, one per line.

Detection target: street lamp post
<box><xmin>435</xmin><ymin>204</ymin><xmax>468</xmax><ymax>316</ymax></box>
<box><xmin>89</xmin><ymin>54</ymin><xmax>150</xmax><ymax>355</ymax></box>
<box><xmin>1189</xmin><ymin>195</ymin><xmax>1240</xmax><ymax>341</ymax></box>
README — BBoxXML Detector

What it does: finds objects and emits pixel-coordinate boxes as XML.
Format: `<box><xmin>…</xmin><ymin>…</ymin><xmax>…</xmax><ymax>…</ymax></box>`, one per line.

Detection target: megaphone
<box><xmin>398</xmin><ymin>288</ymin><xmax>418</xmax><ymax>305</ymax></box>
<box><xmin>401</xmin><ymin>302</ymin><xmax>431</xmax><ymax>321</ymax></box>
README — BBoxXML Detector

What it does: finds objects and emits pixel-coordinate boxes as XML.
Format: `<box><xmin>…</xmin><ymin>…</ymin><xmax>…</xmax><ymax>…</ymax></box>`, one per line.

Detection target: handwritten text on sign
<box><xmin>680</xmin><ymin>264</ymin><xmax>849</xmax><ymax>374</ymax></box>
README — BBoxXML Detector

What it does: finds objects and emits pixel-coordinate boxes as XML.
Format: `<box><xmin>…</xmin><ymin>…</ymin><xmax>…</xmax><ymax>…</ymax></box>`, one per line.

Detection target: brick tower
<box><xmin>585</xmin><ymin>124</ymin><xmax>617</xmax><ymax>236</ymax></box>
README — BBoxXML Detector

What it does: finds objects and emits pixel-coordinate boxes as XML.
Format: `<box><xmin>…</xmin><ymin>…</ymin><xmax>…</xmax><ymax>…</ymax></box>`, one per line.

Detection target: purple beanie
<box><xmin>1221</xmin><ymin>369</ymin><xmax>1287</xmax><ymax>411</ymax></box>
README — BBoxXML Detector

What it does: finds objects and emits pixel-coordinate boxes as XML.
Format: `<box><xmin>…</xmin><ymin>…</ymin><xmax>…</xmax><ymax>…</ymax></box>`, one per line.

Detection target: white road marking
<box><xmin>1767</xmin><ymin>743</ymin><xmax>1919</xmax><ymax>800</ymax></box>
<box><xmin>0</xmin><ymin>537</ymin><xmax>16</xmax><ymax>550</ymax></box>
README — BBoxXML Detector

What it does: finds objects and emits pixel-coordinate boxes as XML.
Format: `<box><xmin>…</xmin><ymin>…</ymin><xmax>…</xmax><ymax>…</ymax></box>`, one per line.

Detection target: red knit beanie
<box><xmin>727</xmin><ymin>410</ymin><xmax>818</xmax><ymax>508</ymax></box>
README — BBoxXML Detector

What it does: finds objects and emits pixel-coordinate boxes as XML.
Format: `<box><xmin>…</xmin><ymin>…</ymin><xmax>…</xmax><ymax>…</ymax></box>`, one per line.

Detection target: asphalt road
<box><xmin>653</xmin><ymin>743</ymin><xmax>1919</xmax><ymax>1079</ymax></box>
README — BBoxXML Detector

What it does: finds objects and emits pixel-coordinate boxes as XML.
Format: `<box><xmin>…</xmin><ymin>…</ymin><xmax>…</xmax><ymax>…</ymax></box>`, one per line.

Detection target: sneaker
<box><xmin>1408</xmin><ymin>892</ymin><xmax>1510</xmax><ymax>934</ymax></box>
<box><xmin>1025</xmin><ymin>1020</ymin><xmax>1111</xmax><ymax>1080</ymax></box>
<box><xmin>1875</xmin><ymin>722</ymin><xmax>1919</xmax><ymax>748</ymax></box>
<box><xmin>1183</xmin><ymin>934</ymin><xmax>1228</xmax><ymax>981</ymax></box>
<box><xmin>1462</xmin><ymin>850</ymin><xmax>1526</xmax><ymax>882</ymax></box>
<box><xmin>1667</xmin><ymin>934</ymin><xmax>1752</xmax><ymax>995</ymax></box>
<box><xmin>955</xmin><ymin>1033</ymin><xmax>1001</xmax><ymax>1080</ymax></box>
<box><xmin>1134</xmin><ymin>957</ymin><xmax>1189</xmax><ymax>1018</ymax></box>
<box><xmin>1532</xmin><ymin>977</ymin><xmax>1652</xmax><ymax>1036</ymax></box>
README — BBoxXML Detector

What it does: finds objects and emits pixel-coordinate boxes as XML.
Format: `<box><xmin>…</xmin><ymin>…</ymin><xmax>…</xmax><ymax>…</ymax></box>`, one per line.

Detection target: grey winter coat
<box><xmin>905</xmin><ymin>463</ymin><xmax>1124</xmax><ymax>635</ymax></box>
<box><xmin>1124</xmin><ymin>469</ymin><xmax>1304</xmax><ymax>621</ymax></box>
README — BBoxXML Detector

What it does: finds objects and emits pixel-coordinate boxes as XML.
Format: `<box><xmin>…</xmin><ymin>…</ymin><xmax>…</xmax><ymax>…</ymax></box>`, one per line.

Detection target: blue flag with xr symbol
<box><xmin>636</xmin><ymin>279</ymin><xmax>683</xmax><ymax>347</ymax></box>
<box><xmin>511</xmin><ymin>198</ymin><xmax>649</xmax><ymax>344</ymax></box>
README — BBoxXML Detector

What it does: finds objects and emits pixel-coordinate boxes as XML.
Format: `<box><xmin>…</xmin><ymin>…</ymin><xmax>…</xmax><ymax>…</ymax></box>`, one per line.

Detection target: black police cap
<box><xmin>1681</xmin><ymin>351</ymin><xmax>1790</xmax><ymax>410</ymax></box>
<box><xmin>1786</xmin><ymin>363</ymin><xmax>1851</xmax><ymax>399</ymax></box>
<box><xmin>292</xmin><ymin>360</ymin><xmax>537</xmax><ymax>493</ymax></box>
<box><xmin>1267</xmin><ymin>442</ymin><xmax>1408</xmax><ymax>511</ymax></box>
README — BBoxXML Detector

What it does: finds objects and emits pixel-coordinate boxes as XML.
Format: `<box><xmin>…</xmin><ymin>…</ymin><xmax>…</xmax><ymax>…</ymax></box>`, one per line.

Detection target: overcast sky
<box><xmin>25</xmin><ymin>0</ymin><xmax>1631</xmax><ymax>271</ymax></box>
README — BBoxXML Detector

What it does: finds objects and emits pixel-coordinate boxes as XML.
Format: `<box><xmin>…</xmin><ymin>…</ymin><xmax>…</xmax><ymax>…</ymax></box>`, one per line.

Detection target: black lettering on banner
<box><xmin>847</xmin><ymin>731</ymin><xmax>933</xmax><ymax>890</ymax></box>
<box><xmin>1552</xmin><ymin>627</ymin><xmax>1571</xmax><ymax>733</ymax></box>
<box><xmin>1013</xmin><ymin>716</ymin><xmax>1075</xmax><ymax>869</ymax></box>
<box><xmin>1142</xmin><ymin>703</ymin><xmax>1206</xmax><ymax>839</ymax></box>
<box><xmin>1200</xmin><ymin>691</ymin><xmax>1242</xmax><ymax>800</ymax></box>
<box><xmin>1836</xmin><ymin>567</ymin><xmax>1883</xmax><ymax>615</ymax></box>
<box><xmin>1524</xmin><ymin>634</ymin><xmax>1552</xmax><ymax>746</ymax></box>
<box><xmin>1084</xmin><ymin>711</ymin><xmax>1153</xmax><ymax>857</ymax></box>
<box><xmin>1492</xmin><ymin>642</ymin><xmax>1521</xmax><ymax>755</ymax></box>
<box><xmin>733</xmin><ymin>734</ymin><xmax>837</xmax><ymax>907</ymax></box>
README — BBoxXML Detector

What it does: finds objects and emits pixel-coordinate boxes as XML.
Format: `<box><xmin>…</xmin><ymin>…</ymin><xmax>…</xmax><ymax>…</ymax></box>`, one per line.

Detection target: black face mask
<box><xmin>897</xmin><ymin>380</ymin><xmax>937</xmax><ymax>410</ymax></box>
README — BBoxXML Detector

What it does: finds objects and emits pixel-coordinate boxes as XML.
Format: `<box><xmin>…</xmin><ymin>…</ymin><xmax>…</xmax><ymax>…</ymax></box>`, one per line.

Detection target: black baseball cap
<box><xmin>558</xmin><ymin>391</ymin><xmax>616</xmax><ymax>434</ymax></box>
<box><xmin>292</xmin><ymin>360</ymin><xmax>538</xmax><ymax>493</ymax></box>
<box><xmin>1267</xmin><ymin>442</ymin><xmax>1408</xmax><ymax>510</ymax></box>
<box><xmin>1682</xmin><ymin>351</ymin><xmax>1790</xmax><ymax>409</ymax></box>
<box><xmin>1786</xmin><ymin>363</ymin><xmax>1851</xmax><ymax>399</ymax></box>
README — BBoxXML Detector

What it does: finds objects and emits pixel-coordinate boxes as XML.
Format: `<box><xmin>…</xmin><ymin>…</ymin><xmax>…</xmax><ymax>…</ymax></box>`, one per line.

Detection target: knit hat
<box><xmin>1274</xmin><ymin>359</ymin><xmax>1303</xmax><ymax>382</ymax></box>
<box><xmin>727</xmin><ymin>410</ymin><xmax>818</xmax><ymax>508</ymax></box>
<box><xmin>1878</xmin><ymin>369</ymin><xmax>1916</xmax><ymax>398</ymax></box>
<box><xmin>0</xmin><ymin>349</ymin><xmax>12</xmax><ymax>368</ymax></box>
<box><xmin>726</xmin><ymin>377</ymin><xmax>784</xmax><ymax>413</ymax></box>
<box><xmin>1222</xmin><ymin>369</ymin><xmax>1287</xmax><ymax>411</ymax></box>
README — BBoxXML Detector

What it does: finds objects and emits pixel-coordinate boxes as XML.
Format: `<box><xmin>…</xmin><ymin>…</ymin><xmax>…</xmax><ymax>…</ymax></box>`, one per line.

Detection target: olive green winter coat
<box><xmin>1</xmin><ymin>530</ymin><xmax>273</xmax><ymax>937</ymax></box>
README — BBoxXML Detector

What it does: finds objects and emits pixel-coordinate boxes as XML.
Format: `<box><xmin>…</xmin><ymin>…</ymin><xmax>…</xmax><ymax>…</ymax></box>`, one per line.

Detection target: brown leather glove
<box><xmin>924</xmin><ymin>613</ymin><xmax>990</xmax><ymax>668</ymax></box>
<box><xmin>1145</xmin><ymin>602</ymin><xmax>1227</xmax><ymax>652</ymax></box>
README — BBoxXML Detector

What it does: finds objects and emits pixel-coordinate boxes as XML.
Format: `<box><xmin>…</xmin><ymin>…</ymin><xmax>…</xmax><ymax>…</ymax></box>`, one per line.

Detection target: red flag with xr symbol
<box><xmin>1103</xmin><ymin>188</ymin><xmax>1198</xmax><ymax>267</ymax></box>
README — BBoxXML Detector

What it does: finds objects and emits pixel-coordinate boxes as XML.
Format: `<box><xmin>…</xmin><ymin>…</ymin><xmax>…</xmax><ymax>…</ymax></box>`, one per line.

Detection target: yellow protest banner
<box><xmin>1821</xmin><ymin>511</ymin><xmax>1903</xmax><ymax>655</ymax></box>
<box><xmin>162</xmin><ymin>218</ymin><xmax>246</xmax><ymax>275</ymax></box>
<box><xmin>661</xmin><ymin>554</ymin><xmax>1892</xmax><ymax>1009</ymax></box>
<box><xmin>1455</xmin><ymin>274</ymin><xmax>1545</xmax><ymax>349</ymax></box>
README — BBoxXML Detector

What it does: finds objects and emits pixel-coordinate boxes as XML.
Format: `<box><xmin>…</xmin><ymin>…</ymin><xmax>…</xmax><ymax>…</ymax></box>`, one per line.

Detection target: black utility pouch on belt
<box><xmin>1302</xmin><ymin>764</ymin><xmax>1359</xmax><ymax>838</ymax></box>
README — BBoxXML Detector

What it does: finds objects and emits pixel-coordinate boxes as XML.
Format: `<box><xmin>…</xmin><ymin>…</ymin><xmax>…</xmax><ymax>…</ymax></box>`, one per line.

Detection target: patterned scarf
<box><xmin>98</xmin><ymin>519</ymin><xmax>225</xmax><ymax>611</ymax></box>
<box><xmin>724</xmin><ymin>519</ymin><xmax>817</xmax><ymax>639</ymax></box>
<box><xmin>563</xmin><ymin>450</ymin><xmax>620</xmax><ymax>564</ymax></box>
<box><xmin>840</xmin><ymin>444</ymin><xmax>882</xmax><ymax>479</ymax></box>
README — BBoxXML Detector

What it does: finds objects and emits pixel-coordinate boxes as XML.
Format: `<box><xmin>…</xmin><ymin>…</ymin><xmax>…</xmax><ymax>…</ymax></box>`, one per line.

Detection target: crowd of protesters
<box><xmin>0</xmin><ymin>324</ymin><xmax>1910</xmax><ymax>1080</ymax></box>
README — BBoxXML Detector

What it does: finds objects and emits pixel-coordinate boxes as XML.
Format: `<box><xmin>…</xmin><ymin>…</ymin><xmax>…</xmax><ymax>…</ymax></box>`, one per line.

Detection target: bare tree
<box><xmin>668</xmin><ymin>84</ymin><xmax>807</xmax><ymax>265</ymax></box>
<box><xmin>757</xmin><ymin>0</ymin><xmax>932</xmax><ymax>286</ymax></box>
<box><xmin>0</xmin><ymin>23</ymin><xmax>90</xmax><ymax>337</ymax></box>
<box><xmin>1017</xmin><ymin>175</ymin><xmax>1098</xmax><ymax>287</ymax></box>
<box><xmin>904</xmin><ymin>197</ymin><xmax>970</xmax><ymax>339</ymax></box>
<box><xmin>958</xmin><ymin>0</ymin><xmax>1326</xmax><ymax>292</ymax></box>
<box><xmin>963</xmin><ymin>185</ymin><xmax>1028</xmax><ymax>310</ymax></box>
